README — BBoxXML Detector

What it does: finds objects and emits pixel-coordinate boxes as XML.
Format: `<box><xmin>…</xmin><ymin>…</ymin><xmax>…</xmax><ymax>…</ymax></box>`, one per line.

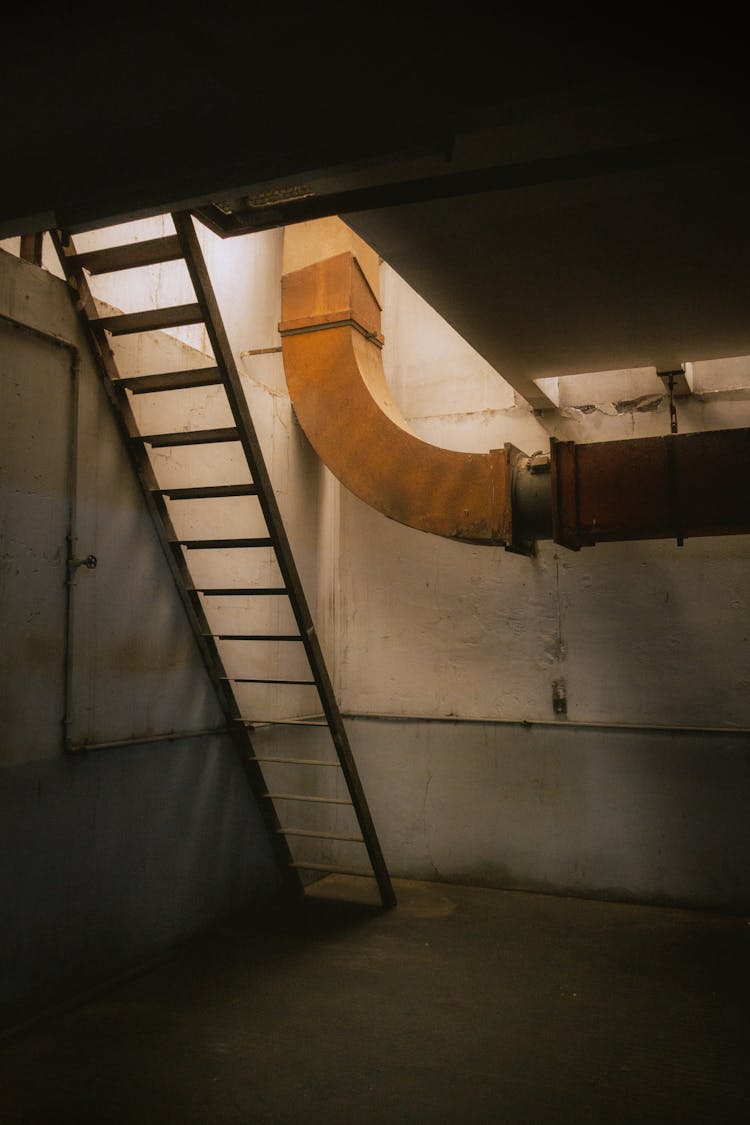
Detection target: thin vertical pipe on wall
<box><xmin>62</xmin><ymin>349</ymin><xmax>81</xmax><ymax>752</ymax></box>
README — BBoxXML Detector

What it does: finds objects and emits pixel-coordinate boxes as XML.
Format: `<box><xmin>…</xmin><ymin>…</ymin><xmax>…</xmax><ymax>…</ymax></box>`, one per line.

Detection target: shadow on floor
<box><xmin>1</xmin><ymin>876</ymin><xmax>749</xmax><ymax>1124</ymax></box>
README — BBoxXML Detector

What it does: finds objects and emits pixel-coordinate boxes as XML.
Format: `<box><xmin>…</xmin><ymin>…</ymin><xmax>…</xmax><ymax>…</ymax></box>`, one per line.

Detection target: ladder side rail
<box><xmin>49</xmin><ymin>228</ymin><xmax>303</xmax><ymax>895</ymax></box>
<box><xmin>172</xmin><ymin>211</ymin><xmax>396</xmax><ymax>908</ymax></box>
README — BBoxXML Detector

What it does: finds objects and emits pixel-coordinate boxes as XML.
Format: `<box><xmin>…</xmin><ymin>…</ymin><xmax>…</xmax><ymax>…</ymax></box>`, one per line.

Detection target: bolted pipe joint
<box><xmin>505</xmin><ymin>444</ymin><xmax>553</xmax><ymax>555</ymax></box>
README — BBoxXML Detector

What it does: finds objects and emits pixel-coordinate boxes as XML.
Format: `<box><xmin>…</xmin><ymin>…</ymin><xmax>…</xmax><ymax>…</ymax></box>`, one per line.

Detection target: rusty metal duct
<box><xmin>280</xmin><ymin>250</ymin><xmax>511</xmax><ymax>545</ymax></box>
<box><xmin>280</xmin><ymin>238</ymin><xmax>750</xmax><ymax>552</ymax></box>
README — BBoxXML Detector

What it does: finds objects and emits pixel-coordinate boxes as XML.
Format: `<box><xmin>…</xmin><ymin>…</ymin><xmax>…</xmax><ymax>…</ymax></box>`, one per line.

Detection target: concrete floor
<box><xmin>1</xmin><ymin>876</ymin><xmax>748</xmax><ymax>1124</ymax></box>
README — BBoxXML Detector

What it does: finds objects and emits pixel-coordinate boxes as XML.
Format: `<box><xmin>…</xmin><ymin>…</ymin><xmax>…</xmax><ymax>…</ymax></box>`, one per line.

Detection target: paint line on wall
<box><xmin>342</xmin><ymin>712</ymin><xmax>750</xmax><ymax>738</ymax></box>
<box><xmin>67</xmin><ymin>727</ymin><xmax>230</xmax><ymax>753</ymax></box>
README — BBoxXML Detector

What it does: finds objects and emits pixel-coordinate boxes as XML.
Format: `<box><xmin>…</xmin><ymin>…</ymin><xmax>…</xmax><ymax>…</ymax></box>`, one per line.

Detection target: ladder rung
<box><xmin>69</xmin><ymin>235</ymin><xmax>183</xmax><ymax>275</ymax></box>
<box><xmin>179</xmin><ymin>537</ymin><xmax>273</xmax><ymax>549</ymax></box>
<box><xmin>190</xmin><ymin>587</ymin><xmax>287</xmax><ymax>596</ymax></box>
<box><xmin>213</xmin><ymin>634</ymin><xmax>303</xmax><ymax>641</ymax></box>
<box><xmin>264</xmin><ymin>793</ymin><xmax>353</xmax><ymax>805</ymax></box>
<box><xmin>140</xmin><ymin>427</ymin><xmax>239</xmax><ymax>447</ymax></box>
<box><xmin>255</xmin><ymin>757</ymin><xmax>340</xmax><ymax>767</ymax></box>
<box><xmin>92</xmin><ymin>302</ymin><xmax>204</xmax><ymax>335</ymax></box>
<box><xmin>239</xmin><ymin>718</ymin><xmax>328</xmax><ymax>727</ymax></box>
<box><xmin>155</xmin><ymin>484</ymin><xmax>258</xmax><ymax>500</ymax></box>
<box><xmin>292</xmin><ymin>863</ymin><xmax>374</xmax><ymax>877</ymax></box>
<box><xmin>118</xmin><ymin>367</ymin><xmax>222</xmax><ymax>394</ymax></box>
<box><xmin>277</xmin><ymin>828</ymin><xmax>365</xmax><ymax>843</ymax></box>
<box><xmin>224</xmin><ymin>677</ymin><xmax>316</xmax><ymax>684</ymax></box>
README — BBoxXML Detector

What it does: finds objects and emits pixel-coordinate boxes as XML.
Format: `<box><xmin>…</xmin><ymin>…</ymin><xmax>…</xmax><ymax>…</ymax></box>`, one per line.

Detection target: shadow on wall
<box><xmin>0</xmin><ymin>737</ymin><xmax>283</xmax><ymax>1033</ymax></box>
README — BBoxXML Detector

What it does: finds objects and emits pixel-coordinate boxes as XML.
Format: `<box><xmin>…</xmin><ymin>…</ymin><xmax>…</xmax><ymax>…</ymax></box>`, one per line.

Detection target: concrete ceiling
<box><xmin>4</xmin><ymin>12</ymin><xmax>749</xmax><ymax>402</ymax></box>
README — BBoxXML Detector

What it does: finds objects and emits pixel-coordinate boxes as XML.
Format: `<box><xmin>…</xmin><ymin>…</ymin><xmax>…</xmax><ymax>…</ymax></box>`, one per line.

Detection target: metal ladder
<box><xmin>51</xmin><ymin>211</ymin><xmax>395</xmax><ymax>909</ymax></box>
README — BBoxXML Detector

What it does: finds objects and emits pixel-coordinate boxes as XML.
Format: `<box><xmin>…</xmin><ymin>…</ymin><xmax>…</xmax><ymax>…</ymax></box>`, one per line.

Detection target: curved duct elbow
<box><xmin>280</xmin><ymin>250</ymin><xmax>515</xmax><ymax>545</ymax></box>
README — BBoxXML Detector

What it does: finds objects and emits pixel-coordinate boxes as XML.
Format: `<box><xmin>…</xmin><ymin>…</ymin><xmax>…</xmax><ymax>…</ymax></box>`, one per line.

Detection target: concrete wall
<box><xmin>67</xmin><ymin>217</ymin><xmax>333</xmax><ymax>706</ymax></box>
<box><xmin>349</xmin><ymin>717</ymin><xmax>750</xmax><ymax>914</ymax></box>
<box><xmin>3</xmin><ymin>202</ymin><xmax>750</xmax><ymax>1037</ymax></box>
<box><xmin>0</xmin><ymin>244</ymin><xmax>291</xmax><ymax>1030</ymax></box>
<box><xmin>328</xmin><ymin>258</ymin><xmax>750</xmax><ymax>912</ymax></box>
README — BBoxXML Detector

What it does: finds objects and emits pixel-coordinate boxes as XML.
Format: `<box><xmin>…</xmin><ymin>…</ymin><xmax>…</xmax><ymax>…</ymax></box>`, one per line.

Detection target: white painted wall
<box><xmin>50</xmin><ymin>218</ymin><xmax>330</xmax><ymax>722</ymax></box>
<box><xmin>341</xmin><ymin>262</ymin><xmax>750</xmax><ymax>730</ymax></box>
<box><xmin>331</xmin><ymin>260</ymin><xmax>750</xmax><ymax>909</ymax></box>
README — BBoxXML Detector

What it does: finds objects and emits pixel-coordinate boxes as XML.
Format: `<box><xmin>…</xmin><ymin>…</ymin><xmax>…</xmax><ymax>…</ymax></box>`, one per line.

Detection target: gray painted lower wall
<box><xmin>0</xmin><ymin>734</ymin><xmax>282</xmax><ymax>1031</ymax></box>
<box><xmin>344</xmin><ymin>716</ymin><xmax>750</xmax><ymax>915</ymax></box>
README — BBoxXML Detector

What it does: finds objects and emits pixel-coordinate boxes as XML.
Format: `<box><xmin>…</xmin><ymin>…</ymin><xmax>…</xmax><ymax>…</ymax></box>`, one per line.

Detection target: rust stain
<box><xmin>280</xmin><ymin>251</ymin><xmax>512</xmax><ymax>545</ymax></box>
